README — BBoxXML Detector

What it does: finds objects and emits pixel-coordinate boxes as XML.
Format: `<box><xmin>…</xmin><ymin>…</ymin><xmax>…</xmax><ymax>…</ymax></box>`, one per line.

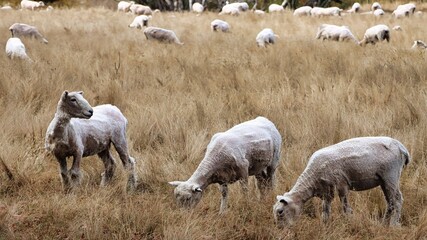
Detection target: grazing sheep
<box><xmin>251</xmin><ymin>1</ymin><xmax>265</xmax><ymax>15</ymax></box>
<box><xmin>273</xmin><ymin>137</ymin><xmax>410</xmax><ymax>228</ymax></box>
<box><xmin>169</xmin><ymin>117</ymin><xmax>281</xmax><ymax>213</ymax></box>
<box><xmin>128</xmin><ymin>15</ymin><xmax>151</xmax><ymax>29</ymax></box>
<box><xmin>211</xmin><ymin>19</ymin><xmax>230</xmax><ymax>32</ymax></box>
<box><xmin>293</xmin><ymin>6</ymin><xmax>312</xmax><ymax>16</ymax></box>
<box><xmin>359</xmin><ymin>24</ymin><xmax>390</xmax><ymax>46</ymax></box>
<box><xmin>392</xmin><ymin>3</ymin><xmax>416</xmax><ymax>18</ymax></box>
<box><xmin>143</xmin><ymin>27</ymin><xmax>183</xmax><ymax>45</ymax></box>
<box><xmin>347</xmin><ymin>2</ymin><xmax>361</xmax><ymax>13</ymax></box>
<box><xmin>256</xmin><ymin>28</ymin><xmax>278</xmax><ymax>47</ymax></box>
<box><xmin>226</xmin><ymin>2</ymin><xmax>249</xmax><ymax>11</ymax></box>
<box><xmin>20</xmin><ymin>0</ymin><xmax>45</xmax><ymax>10</ymax></box>
<box><xmin>268</xmin><ymin>0</ymin><xmax>288</xmax><ymax>13</ymax></box>
<box><xmin>373</xmin><ymin>9</ymin><xmax>385</xmax><ymax>16</ymax></box>
<box><xmin>117</xmin><ymin>1</ymin><xmax>135</xmax><ymax>12</ymax></box>
<box><xmin>192</xmin><ymin>2</ymin><xmax>204</xmax><ymax>13</ymax></box>
<box><xmin>5</xmin><ymin>37</ymin><xmax>31</xmax><ymax>61</ymax></box>
<box><xmin>311</xmin><ymin>7</ymin><xmax>342</xmax><ymax>17</ymax></box>
<box><xmin>371</xmin><ymin>2</ymin><xmax>382</xmax><ymax>11</ymax></box>
<box><xmin>219</xmin><ymin>4</ymin><xmax>240</xmax><ymax>16</ymax></box>
<box><xmin>411</xmin><ymin>40</ymin><xmax>427</xmax><ymax>50</ymax></box>
<box><xmin>315</xmin><ymin>24</ymin><xmax>358</xmax><ymax>44</ymax></box>
<box><xmin>9</xmin><ymin>23</ymin><xmax>48</xmax><ymax>44</ymax></box>
<box><xmin>45</xmin><ymin>91</ymin><xmax>136</xmax><ymax>192</ymax></box>
<box><xmin>130</xmin><ymin>3</ymin><xmax>152</xmax><ymax>15</ymax></box>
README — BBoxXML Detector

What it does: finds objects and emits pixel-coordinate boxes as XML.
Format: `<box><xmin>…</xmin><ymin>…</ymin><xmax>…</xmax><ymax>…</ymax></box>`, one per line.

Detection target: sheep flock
<box><xmin>0</xmin><ymin>0</ymin><xmax>427</xmax><ymax>239</ymax></box>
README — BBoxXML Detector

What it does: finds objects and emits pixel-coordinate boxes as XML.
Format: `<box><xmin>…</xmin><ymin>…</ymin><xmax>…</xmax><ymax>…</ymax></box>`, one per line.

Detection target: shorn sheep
<box><xmin>310</xmin><ymin>7</ymin><xmax>342</xmax><ymax>17</ymax></box>
<box><xmin>9</xmin><ymin>23</ymin><xmax>48</xmax><ymax>44</ymax></box>
<box><xmin>359</xmin><ymin>24</ymin><xmax>390</xmax><ymax>46</ymax></box>
<box><xmin>169</xmin><ymin>117</ymin><xmax>281</xmax><ymax>213</ymax></box>
<box><xmin>117</xmin><ymin>1</ymin><xmax>134</xmax><ymax>12</ymax></box>
<box><xmin>315</xmin><ymin>24</ymin><xmax>358</xmax><ymax>44</ymax></box>
<box><xmin>128</xmin><ymin>15</ymin><xmax>151</xmax><ymax>29</ymax></box>
<box><xmin>5</xmin><ymin>37</ymin><xmax>31</xmax><ymax>61</ymax></box>
<box><xmin>20</xmin><ymin>0</ymin><xmax>45</xmax><ymax>10</ymax></box>
<box><xmin>45</xmin><ymin>91</ymin><xmax>136</xmax><ymax>192</ymax></box>
<box><xmin>293</xmin><ymin>6</ymin><xmax>312</xmax><ymax>16</ymax></box>
<box><xmin>130</xmin><ymin>3</ymin><xmax>152</xmax><ymax>15</ymax></box>
<box><xmin>211</xmin><ymin>19</ymin><xmax>230</xmax><ymax>32</ymax></box>
<box><xmin>392</xmin><ymin>3</ymin><xmax>416</xmax><ymax>18</ymax></box>
<box><xmin>143</xmin><ymin>27</ymin><xmax>183</xmax><ymax>45</ymax></box>
<box><xmin>256</xmin><ymin>28</ymin><xmax>278</xmax><ymax>47</ymax></box>
<box><xmin>273</xmin><ymin>137</ymin><xmax>410</xmax><ymax>228</ymax></box>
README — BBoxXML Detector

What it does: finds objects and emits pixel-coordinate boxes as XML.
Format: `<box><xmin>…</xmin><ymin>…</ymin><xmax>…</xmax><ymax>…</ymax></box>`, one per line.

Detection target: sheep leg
<box><xmin>98</xmin><ymin>150</ymin><xmax>116</xmax><ymax>186</ymax></box>
<box><xmin>321</xmin><ymin>186</ymin><xmax>334</xmax><ymax>223</ymax></box>
<box><xmin>380</xmin><ymin>181</ymin><xmax>402</xmax><ymax>226</ymax></box>
<box><xmin>112</xmin><ymin>138</ymin><xmax>136</xmax><ymax>190</ymax></box>
<box><xmin>338</xmin><ymin>187</ymin><xmax>353</xmax><ymax>215</ymax></box>
<box><xmin>219</xmin><ymin>184</ymin><xmax>228</xmax><ymax>213</ymax></box>
<box><xmin>69</xmin><ymin>154</ymin><xmax>82</xmax><ymax>186</ymax></box>
<box><xmin>57</xmin><ymin>157</ymin><xmax>71</xmax><ymax>193</ymax></box>
<box><xmin>255</xmin><ymin>166</ymin><xmax>275</xmax><ymax>197</ymax></box>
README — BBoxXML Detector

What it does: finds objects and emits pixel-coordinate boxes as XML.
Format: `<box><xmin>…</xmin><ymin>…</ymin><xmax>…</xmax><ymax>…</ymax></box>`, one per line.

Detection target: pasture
<box><xmin>1</xmin><ymin>3</ymin><xmax>427</xmax><ymax>239</ymax></box>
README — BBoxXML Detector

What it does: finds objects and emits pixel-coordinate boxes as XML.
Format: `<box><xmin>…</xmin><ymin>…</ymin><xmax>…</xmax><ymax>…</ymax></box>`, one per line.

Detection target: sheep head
<box><xmin>169</xmin><ymin>181</ymin><xmax>203</xmax><ymax>209</ymax></box>
<box><xmin>273</xmin><ymin>194</ymin><xmax>301</xmax><ymax>229</ymax></box>
<box><xmin>59</xmin><ymin>91</ymin><xmax>93</xmax><ymax>119</ymax></box>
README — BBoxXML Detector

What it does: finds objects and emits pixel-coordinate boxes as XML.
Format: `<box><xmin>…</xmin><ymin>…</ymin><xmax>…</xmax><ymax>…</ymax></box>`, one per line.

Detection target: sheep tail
<box><xmin>396</xmin><ymin>141</ymin><xmax>410</xmax><ymax>167</ymax></box>
<box><xmin>0</xmin><ymin>155</ymin><xmax>14</xmax><ymax>181</ymax></box>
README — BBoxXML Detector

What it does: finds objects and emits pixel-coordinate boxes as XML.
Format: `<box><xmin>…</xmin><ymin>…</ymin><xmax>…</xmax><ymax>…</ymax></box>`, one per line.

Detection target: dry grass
<box><xmin>0</xmin><ymin>4</ymin><xmax>427</xmax><ymax>239</ymax></box>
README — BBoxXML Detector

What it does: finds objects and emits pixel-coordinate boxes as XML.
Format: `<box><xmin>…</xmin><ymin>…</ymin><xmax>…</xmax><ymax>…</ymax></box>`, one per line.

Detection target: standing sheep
<box><xmin>293</xmin><ymin>6</ymin><xmax>312</xmax><ymax>16</ymax></box>
<box><xmin>45</xmin><ymin>91</ymin><xmax>136</xmax><ymax>192</ymax></box>
<box><xmin>211</xmin><ymin>19</ymin><xmax>230</xmax><ymax>32</ymax></box>
<box><xmin>268</xmin><ymin>0</ymin><xmax>288</xmax><ymax>13</ymax></box>
<box><xmin>5</xmin><ymin>37</ymin><xmax>31</xmax><ymax>61</ymax></box>
<box><xmin>273</xmin><ymin>137</ymin><xmax>410</xmax><ymax>228</ymax></box>
<box><xmin>143</xmin><ymin>27</ymin><xmax>183</xmax><ymax>45</ymax></box>
<box><xmin>128</xmin><ymin>15</ymin><xmax>151</xmax><ymax>29</ymax></box>
<box><xmin>117</xmin><ymin>1</ymin><xmax>135</xmax><ymax>12</ymax></box>
<box><xmin>256</xmin><ymin>28</ymin><xmax>278</xmax><ymax>47</ymax></box>
<box><xmin>310</xmin><ymin>7</ymin><xmax>342</xmax><ymax>17</ymax></box>
<box><xmin>9</xmin><ymin>23</ymin><xmax>48</xmax><ymax>44</ymax></box>
<box><xmin>315</xmin><ymin>24</ymin><xmax>358</xmax><ymax>44</ymax></box>
<box><xmin>130</xmin><ymin>3</ymin><xmax>152</xmax><ymax>15</ymax></box>
<box><xmin>359</xmin><ymin>24</ymin><xmax>390</xmax><ymax>46</ymax></box>
<box><xmin>169</xmin><ymin>117</ymin><xmax>281</xmax><ymax>213</ymax></box>
<box><xmin>20</xmin><ymin>0</ymin><xmax>45</xmax><ymax>10</ymax></box>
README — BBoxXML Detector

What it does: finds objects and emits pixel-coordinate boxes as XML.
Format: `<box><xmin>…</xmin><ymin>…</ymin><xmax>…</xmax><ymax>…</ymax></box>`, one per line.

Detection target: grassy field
<box><xmin>0</xmin><ymin>3</ymin><xmax>427</xmax><ymax>239</ymax></box>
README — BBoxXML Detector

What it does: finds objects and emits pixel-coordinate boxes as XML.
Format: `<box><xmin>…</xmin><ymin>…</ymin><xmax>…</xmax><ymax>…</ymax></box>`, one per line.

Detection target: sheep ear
<box><xmin>193</xmin><ymin>186</ymin><xmax>202</xmax><ymax>192</ymax></box>
<box><xmin>78</xmin><ymin>91</ymin><xmax>84</xmax><ymax>95</ymax></box>
<box><xmin>169</xmin><ymin>181</ymin><xmax>183</xmax><ymax>187</ymax></box>
<box><xmin>62</xmin><ymin>91</ymin><xmax>69</xmax><ymax>100</ymax></box>
<box><xmin>276</xmin><ymin>195</ymin><xmax>288</xmax><ymax>205</ymax></box>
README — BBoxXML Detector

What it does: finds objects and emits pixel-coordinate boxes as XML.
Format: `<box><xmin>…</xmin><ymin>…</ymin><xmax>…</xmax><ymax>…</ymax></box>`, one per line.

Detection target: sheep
<box><xmin>20</xmin><ymin>0</ymin><xmax>45</xmax><ymax>10</ymax></box>
<box><xmin>310</xmin><ymin>7</ymin><xmax>343</xmax><ymax>17</ymax></box>
<box><xmin>9</xmin><ymin>23</ymin><xmax>48</xmax><ymax>44</ymax></box>
<box><xmin>268</xmin><ymin>4</ymin><xmax>284</xmax><ymax>13</ymax></box>
<box><xmin>273</xmin><ymin>137</ymin><xmax>410</xmax><ymax>228</ymax></box>
<box><xmin>392</xmin><ymin>3</ymin><xmax>416</xmax><ymax>18</ymax></box>
<box><xmin>45</xmin><ymin>91</ymin><xmax>136</xmax><ymax>192</ymax></box>
<box><xmin>373</xmin><ymin>9</ymin><xmax>385</xmax><ymax>16</ymax></box>
<box><xmin>130</xmin><ymin>3</ymin><xmax>152</xmax><ymax>15</ymax></box>
<box><xmin>251</xmin><ymin>1</ymin><xmax>265</xmax><ymax>15</ymax></box>
<box><xmin>211</xmin><ymin>19</ymin><xmax>230</xmax><ymax>32</ymax></box>
<box><xmin>117</xmin><ymin>1</ymin><xmax>135</xmax><ymax>12</ymax></box>
<box><xmin>1</xmin><ymin>5</ymin><xmax>13</xmax><ymax>10</ymax></box>
<box><xmin>169</xmin><ymin>116</ymin><xmax>281</xmax><ymax>213</ymax></box>
<box><xmin>315</xmin><ymin>24</ymin><xmax>358</xmax><ymax>44</ymax></box>
<box><xmin>293</xmin><ymin>6</ymin><xmax>312</xmax><ymax>16</ymax></box>
<box><xmin>128</xmin><ymin>15</ymin><xmax>151</xmax><ymax>29</ymax></box>
<box><xmin>5</xmin><ymin>37</ymin><xmax>31</xmax><ymax>61</ymax></box>
<box><xmin>411</xmin><ymin>40</ymin><xmax>427</xmax><ymax>50</ymax></box>
<box><xmin>256</xmin><ymin>28</ymin><xmax>278</xmax><ymax>47</ymax></box>
<box><xmin>359</xmin><ymin>24</ymin><xmax>390</xmax><ymax>46</ymax></box>
<box><xmin>192</xmin><ymin>2</ymin><xmax>204</xmax><ymax>13</ymax></box>
<box><xmin>393</xmin><ymin>25</ymin><xmax>402</xmax><ymax>31</ymax></box>
<box><xmin>219</xmin><ymin>4</ymin><xmax>240</xmax><ymax>16</ymax></box>
<box><xmin>346</xmin><ymin>2</ymin><xmax>361</xmax><ymax>13</ymax></box>
<box><xmin>143</xmin><ymin>27</ymin><xmax>183</xmax><ymax>45</ymax></box>
<box><xmin>371</xmin><ymin>2</ymin><xmax>382</xmax><ymax>11</ymax></box>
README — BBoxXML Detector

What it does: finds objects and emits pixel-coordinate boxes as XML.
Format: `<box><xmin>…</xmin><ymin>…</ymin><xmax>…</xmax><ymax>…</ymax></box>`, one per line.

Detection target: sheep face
<box><xmin>60</xmin><ymin>91</ymin><xmax>93</xmax><ymax>119</ymax></box>
<box><xmin>273</xmin><ymin>195</ymin><xmax>301</xmax><ymax>229</ymax></box>
<box><xmin>169</xmin><ymin>181</ymin><xmax>203</xmax><ymax>209</ymax></box>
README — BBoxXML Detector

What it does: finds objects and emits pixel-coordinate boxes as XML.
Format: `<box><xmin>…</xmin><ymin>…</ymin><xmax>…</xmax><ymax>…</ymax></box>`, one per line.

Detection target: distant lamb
<box><xmin>143</xmin><ymin>27</ymin><xmax>183</xmax><ymax>45</ymax></box>
<box><xmin>5</xmin><ymin>37</ymin><xmax>31</xmax><ymax>61</ymax></box>
<box><xmin>128</xmin><ymin>15</ymin><xmax>151</xmax><ymax>29</ymax></box>
<box><xmin>359</xmin><ymin>24</ymin><xmax>390</xmax><ymax>46</ymax></box>
<box><xmin>256</xmin><ymin>28</ymin><xmax>278</xmax><ymax>47</ymax></box>
<box><xmin>311</xmin><ymin>7</ymin><xmax>342</xmax><ymax>17</ymax></box>
<box><xmin>316</xmin><ymin>24</ymin><xmax>358</xmax><ymax>44</ymax></box>
<box><xmin>293</xmin><ymin>6</ymin><xmax>312</xmax><ymax>16</ymax></box>
<box><xmin>20</xmin><ymin>0</ymin><xmax>45</xmax><ymax>10</ymax></box>
<box><xmin>45</xmin><ymin>91</ymin><xmax>136</xmax><ymax>192</ymax></box>
<box><xmin>169</xmin><ymin>117</ymin><xmax>281</xmax><ymax>213</ymax></box>
<box><xmin>411</xmin><ymin>40</ymin><xmax>427</xmax><ymax>50</ymax></box>
<box><xmin>273</xmin><ymin>137</ymin><xmax>410</xmax><ymax>228</ymax></box>
<box><xmin>9</xmin><ymin>23</ymin><xmax>48</xmax><ymax>44</ymax></box>
<box><xmin>130</xmin><ymin>3</ymin><xmax>152</xmax><ymax>15</ymax></box>
<box><xmin>211</xmin><ymin>19</ymin><xmax>230</xmax><ymax>32</ymax></box>
<box><xmin>117</xmin><ymin>1</ymin><xmax>135</xmax><ymax>12</ymax></box>
<box><xmin>346</xmin><ymin>2</ymin><xmax>361</xmax><ymax>13</ymax></box>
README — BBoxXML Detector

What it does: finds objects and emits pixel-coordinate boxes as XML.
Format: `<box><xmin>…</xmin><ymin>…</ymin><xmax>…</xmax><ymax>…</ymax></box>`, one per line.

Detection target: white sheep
<box><xmin>1</xmin><ymin>5</ymin><xmax>13</xmax><ymax>10</ymax></box>
<box><xmin>371</xmin><ymin>2</ymin><xmax>382</xmax><ymax>11</ymax></box>
<box><xmin>169</xmin><ymin>116</ymin><xmax>281</xmax><ymax>213</ymax></box>
<box><xmin>130</xmin><ymin>3</ymin><xmax>152</xmax><ymax>15</ymax></box>
<box><xmin>359</xmin><ymin>24</ymin><xmax>390</xmax><ymax>46</ymax></box>
<box><xmin>392</xmin><ymin>3</ymin><xmax>416</xmax><ymax>18</ymax></box>
<box><xmin>45</xmin><ymin>91</ymin><xmax>136</xmax><ymax>192</ymax></box>
<box><xmin>143</xmin><ymin>27</ymin><xmax>183</xmax><ymax>45</ymax></box>
<box><xmin>9</xmin><ymin>23</ymin><xmax>48</xmax><ymax>44</ymax></box>
<box><xmin>273</xmin><ymin>137</ymin><xmax>410</xmax><ymax>228</ymax></box>
<box><xmin>5</xmin><ymin>37</ymin><xmax>31</xmax><ymax>61</ymax></box>
<box><xmin>411</xmin><ymin>40</ymin><xmax>427</xmax><ymax>50</ymax></box>
<box><xmin>128</xmin><ymin>15</ymin><xmax>151</xmax><ymax>29</ymax></box>
<box><xmin>315</xmin><ymin>24</ymin><xmax>358</xmax><ymax>44</ymax></box>
<box><xmin>226</xmin><ymin>2</ymin><xmax>249</xmax><ymax>11</ymax></box>
<box><xmin>20</xmin><ymin>0</ymin><xmax>45</xmax><ymax>10</ymax></box>
<box><xmin>293</xmin><ymin>6</ymin><xmax>312</xmax><ymax>16</ymax></box>
<box><xmin>211</xmin><ymin>19</ymin><xmax>230</xmax><ymax>32</ymax></box>
<box><xmin>117</xmin><ymin>1</ymin><xmax>135</xmax><ymax>12</ymax></box>
<box><xmin>192</xmin><ymin>2</ymin><xmax>204</xmax><ymax>13</ymax></box>
<box><xmin>268</xmin><ymin>4</ymin><xmax>284</xmax><ymax>13</ymax></box>
<box><xmin>310</xmin><ymin>7</ymin><xmax>342</xmax><ymax>17</ymax></box>
<box><xmin>219</xmin><ymin>4</ymin><xmax>240</xmax><ymax>16</ymax></box>
<box><xmin>373</xmin><ymin>8</ymin><xmax>385</xmax><ymax>16</ymax></box>
<box><xmin>346</xmin><ymin>2</ymin><xmax>361</xmax><ymax>13</ymax></box>
<box><xmin>251</xmin><ymin>1</ymin><xmax>265</xmax><ymax>15</ymax></box>
<box><xmin>256</xmin><ymin>28</ymin><xmax>278</xmax><ymax>47</ymax></box>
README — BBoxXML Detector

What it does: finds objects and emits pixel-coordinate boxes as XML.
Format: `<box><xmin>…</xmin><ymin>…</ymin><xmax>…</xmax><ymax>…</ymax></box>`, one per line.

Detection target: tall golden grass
<box><xmin>0</xmin><ymin>4</ymin><xmax>426</xmax><ymax>239</ymax></box>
